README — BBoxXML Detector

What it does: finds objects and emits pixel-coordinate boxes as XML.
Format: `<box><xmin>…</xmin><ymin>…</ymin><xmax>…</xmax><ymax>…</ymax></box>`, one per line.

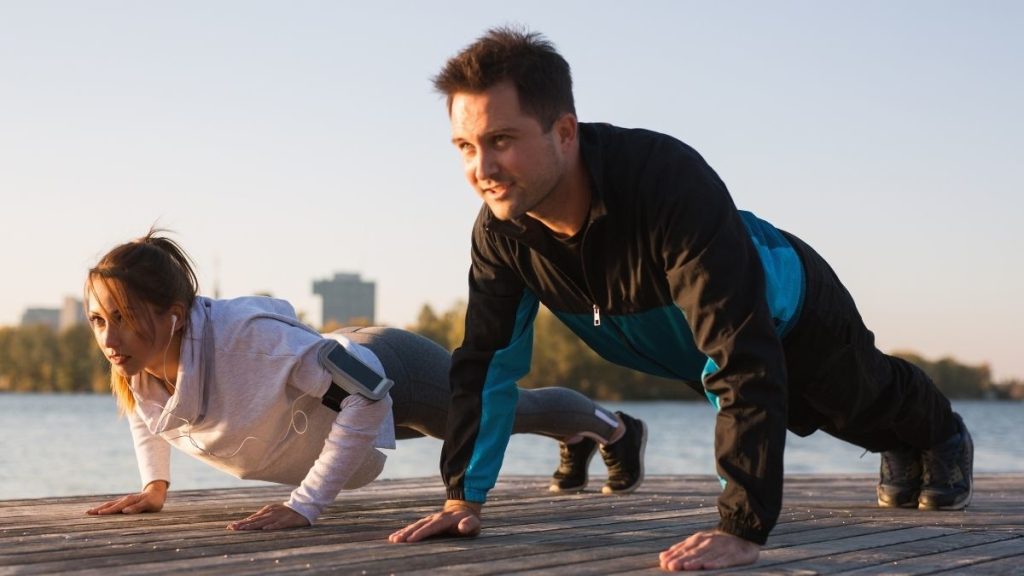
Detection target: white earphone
<box><xmin>146</xmin><ymin>308</ymin><xmax>311</xmax><ymax>460</ymax></box>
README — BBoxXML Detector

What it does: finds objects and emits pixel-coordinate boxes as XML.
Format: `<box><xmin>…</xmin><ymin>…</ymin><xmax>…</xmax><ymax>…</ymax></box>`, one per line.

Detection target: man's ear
<box><xmin>554</xmin><ymin>113</ymin><xmax>578</xmax><ymax>148</ymax></box>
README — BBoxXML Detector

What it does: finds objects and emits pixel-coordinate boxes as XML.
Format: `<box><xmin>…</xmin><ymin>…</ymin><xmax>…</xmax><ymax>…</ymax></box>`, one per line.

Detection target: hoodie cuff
<box><xmin>283</xmin><ymin>500</ymin><xmax>319</xmax><ymax>526</ymax></box>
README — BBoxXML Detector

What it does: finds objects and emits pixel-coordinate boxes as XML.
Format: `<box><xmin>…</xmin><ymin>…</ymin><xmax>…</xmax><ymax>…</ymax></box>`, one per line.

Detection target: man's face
<box><xmin>449</xmin><ymin>82</ymin><xmax>567</xmax><ymax>221</ymax></box>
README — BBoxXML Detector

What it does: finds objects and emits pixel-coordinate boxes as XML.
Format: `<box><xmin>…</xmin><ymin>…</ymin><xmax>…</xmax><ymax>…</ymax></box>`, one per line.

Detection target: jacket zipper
<box><xmin>491</xmin><ymin>213</ymin><xmax>692</xmax><ymax>379</ymax></box>
<box><xmin>578</xmin><ymin>222</ymin><xmax>688</xmax><ymax>379</ymax></box>
<box><xmin>577</xmin><ymin>221</ymin><xmax>602</xmax><ymax>327</ymax></box>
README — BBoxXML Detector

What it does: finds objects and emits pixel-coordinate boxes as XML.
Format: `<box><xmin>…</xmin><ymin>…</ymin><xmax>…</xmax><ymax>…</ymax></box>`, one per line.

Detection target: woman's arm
<box><xmin>87</xmin><ymin>412</ymin><xmax>171</xmax><ymax>516</ymax></box>
<box><xmin>227</xmin><ymin>392</ymin><xmax>392</xmax><ymax>530</ymax></box>
<box><xmin>127</xmin><ymin>408</ymin><xmax>172</xmax><ymax>489</ymax></box>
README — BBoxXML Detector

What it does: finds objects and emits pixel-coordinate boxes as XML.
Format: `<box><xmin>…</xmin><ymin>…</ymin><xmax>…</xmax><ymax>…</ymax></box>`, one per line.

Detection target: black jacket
<box><xmin>441</xmin><ymin>122</ymin><xmax>806</xmax><ymax>544</ymax></box>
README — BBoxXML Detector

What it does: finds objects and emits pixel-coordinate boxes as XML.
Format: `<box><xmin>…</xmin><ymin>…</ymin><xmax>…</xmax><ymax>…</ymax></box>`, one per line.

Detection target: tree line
<box><xmin>0</xmin><ymin>325</ymin><xmax>109</xmax><ymax>393</ymax></box>
<box><xmin>3</xmin><ymin>302</ymin><xmax>1022</xmax><ymax>401</ymax></box>
<box><xmin>409</xmin><ymin>301</ymin><xmax>1024</xmax><ymax>401</ymax></box>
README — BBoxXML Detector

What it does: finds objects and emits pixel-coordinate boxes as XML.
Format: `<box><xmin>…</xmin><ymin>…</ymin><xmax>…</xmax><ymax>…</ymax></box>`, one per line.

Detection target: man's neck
<box><xmin>527</xmin><ymin>155</ymin><xmax>591</xmax><ymax>238</ymax></box>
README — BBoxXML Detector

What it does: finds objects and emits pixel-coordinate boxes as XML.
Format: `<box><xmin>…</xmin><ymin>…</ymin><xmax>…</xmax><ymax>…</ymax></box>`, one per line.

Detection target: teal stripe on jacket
<box><xmin>554</xmin><ymin>211</ymin><xmax>805</xmax><ymax>401</ymax></box>
<box><xmin>554</xmin><ymin>306</ymin><xmax>707</xmax><ymax>382</ymax></box>
<box><xmin>464</xmin><ymin>290</ymin><xmax>540</xmax><ymax>502</ymax></box>
<box><xmin>737</xmin><ymin>210</ymin><xmax>805</xmax><ymax>337</ymax></box>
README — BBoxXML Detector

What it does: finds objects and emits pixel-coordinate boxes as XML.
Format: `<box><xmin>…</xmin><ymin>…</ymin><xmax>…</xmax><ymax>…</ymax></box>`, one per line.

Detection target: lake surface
<box><xmin>1</xmin><ymin>394</ymin><xmax>1020</xmax><ymax>500</ymax></box>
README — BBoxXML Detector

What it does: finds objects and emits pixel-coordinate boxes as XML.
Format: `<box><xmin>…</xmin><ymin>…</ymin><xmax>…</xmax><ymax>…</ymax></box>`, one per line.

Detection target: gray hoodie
<box><xmin>128</xmin><ymin>295</ymin><xmax>396</xmax><ymax>522</ymax></box>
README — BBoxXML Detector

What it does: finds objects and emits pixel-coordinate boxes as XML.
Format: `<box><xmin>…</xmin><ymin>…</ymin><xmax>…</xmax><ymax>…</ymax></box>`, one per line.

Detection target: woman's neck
<box><xmin>145</xmin><ymin>331</ymin><xmax>182</xmax><ymax>393</ymax></box>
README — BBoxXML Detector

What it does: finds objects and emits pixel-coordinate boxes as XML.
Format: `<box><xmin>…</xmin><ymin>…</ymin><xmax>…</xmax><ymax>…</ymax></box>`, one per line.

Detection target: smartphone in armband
<box><xmin>318</xmin><ymin>341</ymin><xmax>394</xmax><ymax>401</ymax></box>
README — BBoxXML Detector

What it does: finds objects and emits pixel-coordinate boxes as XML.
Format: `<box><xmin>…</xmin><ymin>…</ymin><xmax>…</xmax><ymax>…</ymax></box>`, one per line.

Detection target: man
<box><xmin>389</xmin><ymin>27</ymin><xmax>973</xmax><ymax>571</ymax></box>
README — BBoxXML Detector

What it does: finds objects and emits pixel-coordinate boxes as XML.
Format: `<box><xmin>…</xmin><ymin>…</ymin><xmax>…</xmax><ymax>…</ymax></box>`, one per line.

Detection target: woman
<box><xmin>84</xmin><ymin>230</ymin><xmax>642</xmax><ymax>530</ymax></box>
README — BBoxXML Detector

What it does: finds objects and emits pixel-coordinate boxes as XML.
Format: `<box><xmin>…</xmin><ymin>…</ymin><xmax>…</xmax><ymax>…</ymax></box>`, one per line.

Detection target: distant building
<box><xmin>20</xmin><ymin>297</ymin><xmax>86</xmax><ymax>331</ymax></box>
<box><xmin>313</xmin><ymin>272</ymin><xmax>375</xmax><ymax>328</ymax></box>
<box><xmin>20</xmin><ymin>307</ymin><xmax>60</xmax><ymax>330</ymax></box>
<box><xmin>59</xmin><ymin>297</ymin><xmax>86</xmax><ymax>331</ymax></box>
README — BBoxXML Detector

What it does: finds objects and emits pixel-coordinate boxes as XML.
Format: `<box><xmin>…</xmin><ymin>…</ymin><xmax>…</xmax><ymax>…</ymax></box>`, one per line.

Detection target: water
<box><xmin>1</xmin><ymin>394</ymin><xmax>1020</xmax><ymax>500</ymax></box>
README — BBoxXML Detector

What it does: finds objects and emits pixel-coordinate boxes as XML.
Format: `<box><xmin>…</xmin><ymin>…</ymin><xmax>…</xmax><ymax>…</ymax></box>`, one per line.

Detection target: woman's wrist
<box><xmin>144</xmin><ymin>480</ymin><xmax>169</xmax><ymax>495</ymax></box>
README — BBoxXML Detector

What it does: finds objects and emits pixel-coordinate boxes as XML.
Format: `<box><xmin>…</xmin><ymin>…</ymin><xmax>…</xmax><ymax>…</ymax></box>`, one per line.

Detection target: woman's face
<box><xmin>87</xmin><ymin>279</ymin><xmax>177</xmax><ymax>380</ymax></box>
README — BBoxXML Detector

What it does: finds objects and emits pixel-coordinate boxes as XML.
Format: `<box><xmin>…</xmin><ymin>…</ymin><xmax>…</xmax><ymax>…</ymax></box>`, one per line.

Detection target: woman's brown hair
<box><xmin>85</xmin><ymin>228</ymin><xmax>198</xmax><ymax>414</ymax></box>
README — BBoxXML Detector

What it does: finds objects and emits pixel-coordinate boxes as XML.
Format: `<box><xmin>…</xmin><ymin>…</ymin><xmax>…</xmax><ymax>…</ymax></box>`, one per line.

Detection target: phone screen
<box><xmin>327</xmin><ymin>344</ymin><xmax>385</xmax><ymax>390</ymax></box>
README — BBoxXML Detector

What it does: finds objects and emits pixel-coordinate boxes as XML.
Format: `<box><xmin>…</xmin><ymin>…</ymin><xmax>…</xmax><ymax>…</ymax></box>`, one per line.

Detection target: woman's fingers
<box><xmin>87</xmin><ymin>493</ymin><xmax>141</xmax><ymax>515</ymax></box>
<box><xmin>227</xmin><ymin>504</ymin><xmax>309</xmax><ymax>531</ymax></box>
<box><xmin>87</xmin><ymin>490</ymin><xmax>164</xmax><ymax>516</ymax></box>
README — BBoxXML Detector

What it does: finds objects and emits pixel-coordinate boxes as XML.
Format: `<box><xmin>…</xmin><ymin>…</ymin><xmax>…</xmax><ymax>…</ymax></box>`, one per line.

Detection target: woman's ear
<box><xmin>169</xmin><ymin>305</ymin><xmax>187</xmax><ymax>333</ymax></box>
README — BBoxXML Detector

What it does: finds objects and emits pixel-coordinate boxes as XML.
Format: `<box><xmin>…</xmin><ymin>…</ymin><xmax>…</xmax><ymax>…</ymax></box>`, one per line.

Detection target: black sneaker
<box><xmin>877</xmin><ymin>448</ymin><xmax>922</xmax><ymax>508</ymax></box>
<box><xmin>918</xmin><ymin>412</ymin><xmax>973</xmax><ymax>511</ymax></box>
<box><xmin>549</xmin><ymin>437</ymin><xmax>598</xmax><ymax>493</ymax></box>
<box><xmin>599</xmin><ymin>411</ymin><xmax>647</xmax><ymax>495</ymax></box>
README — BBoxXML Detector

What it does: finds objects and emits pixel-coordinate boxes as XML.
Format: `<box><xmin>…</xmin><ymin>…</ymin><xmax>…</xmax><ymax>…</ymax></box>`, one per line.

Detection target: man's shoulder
<box><xmin>581</xmin><ymin>122</ymin><xmax>706</xmax><ymax>171</ymax></box>
<box><xmin>581</xmin><ymin>122</ymin><xmax>688</xmax><ymax>149</ymax></box>
<box><xmin>581</xmin><ymin>122</ymin><xmax>715</xmax><ymax>208</ymax></box>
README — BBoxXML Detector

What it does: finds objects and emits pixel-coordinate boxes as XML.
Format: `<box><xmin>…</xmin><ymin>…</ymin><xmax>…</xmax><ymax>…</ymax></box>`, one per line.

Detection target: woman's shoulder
<box><xmin>202</xmin><ymin>296</ymin><xmax>321</xmax><ymax>351</ymax></box>
<box><xmin>206</xmin><ymin>295</ymin><xmax>298</xmax><ymax>318</ymax></box>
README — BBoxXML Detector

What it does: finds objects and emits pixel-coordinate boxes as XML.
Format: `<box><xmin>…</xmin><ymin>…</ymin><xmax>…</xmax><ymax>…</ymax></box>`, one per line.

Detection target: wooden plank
<box><xmin>838</xmin><ymin>537</ymin><xmax>1024</xmax><ymax>575</ymax></box>
<box><xmin>0</xmin><ymin>475</ymin><xmax>1021</xmax><ymax>575</ymax></box>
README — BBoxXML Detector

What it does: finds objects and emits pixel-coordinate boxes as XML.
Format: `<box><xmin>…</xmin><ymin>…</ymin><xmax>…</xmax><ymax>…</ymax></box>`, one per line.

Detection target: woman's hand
<box><xmin>226</xmin><ymin>503</ymin><xmax>311</xmax><ymax>531</ymax></box>
<box><xmin>87</xmin><ymin>480</ymin><xmax>167</xmax><ymax>515</ymax></box>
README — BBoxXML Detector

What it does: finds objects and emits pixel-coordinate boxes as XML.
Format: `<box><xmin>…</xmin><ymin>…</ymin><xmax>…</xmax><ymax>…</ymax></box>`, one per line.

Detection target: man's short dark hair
<box><xmin>433</xmin><ymin>26</ymin><xmax>576</xmax><ymax>131</ymax></box>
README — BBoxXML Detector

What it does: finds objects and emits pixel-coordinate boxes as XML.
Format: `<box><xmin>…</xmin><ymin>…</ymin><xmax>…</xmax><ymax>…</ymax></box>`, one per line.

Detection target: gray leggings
<box><xmin>337</xmin><ymin>327</ymin><xmax>618</xmax><ymax>443</ymax></box>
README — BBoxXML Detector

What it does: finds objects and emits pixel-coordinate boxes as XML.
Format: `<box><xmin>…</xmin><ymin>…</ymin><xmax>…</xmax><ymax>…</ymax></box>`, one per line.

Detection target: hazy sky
<box><xmin>2</xmin><ymin>1</ymin><xmax>1021</xmax><ymax>380</ymax></box>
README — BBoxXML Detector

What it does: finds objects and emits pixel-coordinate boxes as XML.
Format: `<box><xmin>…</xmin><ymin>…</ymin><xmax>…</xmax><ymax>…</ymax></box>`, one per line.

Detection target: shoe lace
<box><xmin>556</xmin><ymin>443</ymin><xmax>574</xmax><ymax>473</ymax></box>
<box><xmin>557</xmin><ymin>439</ymin><xmax>595</xmax><ymax>474</ymax></box>
<box><xmin>921</xmin><ymin>435</ymin><xmax>962</xmax><ymax>487</ymax></box>
<box><xmin>881</xmin><ymin>450</ymin><xmax>919</xmax><ymax>483</ymax></box>
<box><xmin>601</xmin><ymin>440</ymin><xmax>628</xmax><ymax>475</ymax></box>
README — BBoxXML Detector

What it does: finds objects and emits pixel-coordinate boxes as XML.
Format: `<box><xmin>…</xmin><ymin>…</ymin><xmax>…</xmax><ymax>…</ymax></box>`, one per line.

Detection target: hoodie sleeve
<box><xmin>655</xmin><ymin>143</ymin><xmax>788</xmax><ymax>545</ymax></box>
<box><xmin>129</xmin><ymin>409</ymin><xmax>172</xmax><ymax>490</ymax></box>
<box><xmin>285</xmin><ymin>392</ymin><xmax>392</xmax><ymax>523</ymax></box>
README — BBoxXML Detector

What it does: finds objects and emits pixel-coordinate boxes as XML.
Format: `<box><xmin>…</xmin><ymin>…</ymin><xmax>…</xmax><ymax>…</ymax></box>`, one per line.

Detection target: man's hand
<box><xmin>86</xmin><ymin>480</ymin><xmax>167</xmax><ymax>516</ymax></box>
<box><xmin>659</xmin><ymin>529</ymin><xmax>760</xmax><ymax>571</ymax></box>
<box><xmin>226</xmin><ymin>503</ymin><xmax>310</xmax><ymax>531</ymax></box>
<box><xmin>388</xmin><ymin>499</ymin><xmax>482</xmax><ymax>543</ymax></box>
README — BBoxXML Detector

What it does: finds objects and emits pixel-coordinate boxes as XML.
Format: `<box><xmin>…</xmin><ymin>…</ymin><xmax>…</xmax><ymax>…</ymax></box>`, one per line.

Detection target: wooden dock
<box><xmin>2</xmin><ymin>474</ymin><xmax>1022</xmax><ymax>574</ymax></box>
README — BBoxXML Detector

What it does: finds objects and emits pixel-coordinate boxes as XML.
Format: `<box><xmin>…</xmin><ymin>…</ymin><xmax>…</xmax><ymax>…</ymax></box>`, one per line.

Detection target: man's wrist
<box><xmin>443</xmin><ymin>499</ymin><xmax>482</xmax><ymax>516</ymax></box>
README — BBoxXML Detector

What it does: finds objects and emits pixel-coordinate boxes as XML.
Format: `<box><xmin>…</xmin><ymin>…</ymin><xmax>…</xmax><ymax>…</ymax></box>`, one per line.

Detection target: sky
<box><xmin>1</xmin><ymin>1</ymin><xmax>1021</xmax><ymax>380</ymax></box>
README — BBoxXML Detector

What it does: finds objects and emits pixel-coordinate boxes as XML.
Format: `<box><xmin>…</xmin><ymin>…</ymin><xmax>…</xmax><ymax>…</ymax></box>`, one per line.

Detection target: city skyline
<box><xmin>16</xmin><ymin>270</ymin><xmax>375</xmax><ymax>330</ymax></box>
<box><xmin>1</xmin><ymin>2</ymin><xmax>1021</xmax><ymax>379</ymax></box>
